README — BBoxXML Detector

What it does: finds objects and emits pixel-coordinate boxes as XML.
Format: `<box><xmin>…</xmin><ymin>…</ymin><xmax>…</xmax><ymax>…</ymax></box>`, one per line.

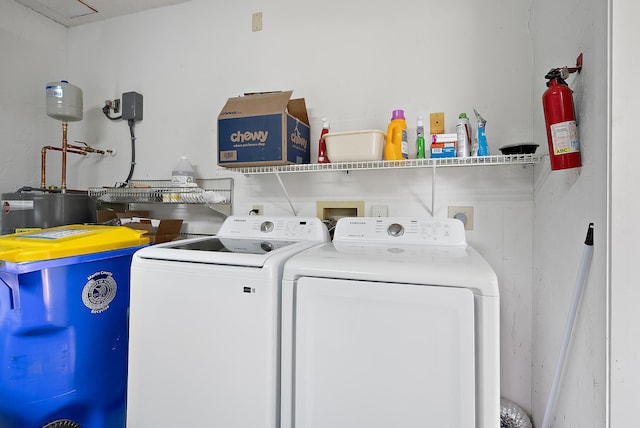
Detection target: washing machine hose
<box><xmin>501</xmin><ymin>398</ymin><xmax>533</xmax><ymax>428</ymax></box>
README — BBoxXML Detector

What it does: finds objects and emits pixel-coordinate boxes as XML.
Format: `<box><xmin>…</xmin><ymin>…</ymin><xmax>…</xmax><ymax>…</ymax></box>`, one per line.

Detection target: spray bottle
<box><xmin>473</xmin><ymin>109</ymin><xmax>489</xmax><ymax>156</ymax></box>
<box><xmin>384</xmin><ymin>109</ymin><xmax>407</xmax><ymax>161</ymax></box>
<box><xmin>416</xmin><ymin>116</ymin><xmax>426</xmax><ymax>159</ymax></box>
<box><xmin>317</xmin><ymin>117</ymin><xmax>330</xmax><ymax>164</ymax></box>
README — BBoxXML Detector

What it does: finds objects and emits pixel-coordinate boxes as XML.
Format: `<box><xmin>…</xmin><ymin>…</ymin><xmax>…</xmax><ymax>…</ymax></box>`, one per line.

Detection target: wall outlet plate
<box><xmin>251</xmin><ymin>204</ymin><xmax>263</xmax><ymax>215</ymax></box>
<box><xmin>448</xmin><ymin>205</ymin><xmax>474</xmax><ymax>230</ymax></box>
<box><xmin>370</xmin><ymin>204</ymin><xmax>388</xmax><ymax>217</ymax></box>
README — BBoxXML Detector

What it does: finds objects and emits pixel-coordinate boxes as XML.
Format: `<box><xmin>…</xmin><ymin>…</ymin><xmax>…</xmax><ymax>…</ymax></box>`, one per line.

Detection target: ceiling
<box><xmin>15</xmin><ymin>0</ymin><xmax>191</xmax><ymax>27</ymax></box>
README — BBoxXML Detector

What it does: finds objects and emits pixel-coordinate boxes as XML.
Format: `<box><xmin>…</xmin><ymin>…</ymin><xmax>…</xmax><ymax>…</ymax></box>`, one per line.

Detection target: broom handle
<box><xmin>541</xmin><ymin>223</ymin><xmax>594</xmax><ymax>428</ymax></box>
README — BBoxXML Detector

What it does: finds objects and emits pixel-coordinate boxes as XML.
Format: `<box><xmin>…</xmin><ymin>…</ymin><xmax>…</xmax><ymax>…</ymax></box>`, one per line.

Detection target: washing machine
<box><xmin>280</xmin><ymin>217</ymin><xmax>500</xmax><ymax>428</ymax></box>
<box><xmin>126</xmin><ymin>216</ymin><xmax>329</xmax><ymax>428</ymax></box>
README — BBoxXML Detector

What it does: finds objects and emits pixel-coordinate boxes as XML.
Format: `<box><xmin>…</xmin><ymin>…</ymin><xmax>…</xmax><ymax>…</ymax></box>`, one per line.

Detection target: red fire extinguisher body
<box><xmin>542</xmin><ymin>79</ymin><xmax>581</xmax><ymax>170</ymax></box>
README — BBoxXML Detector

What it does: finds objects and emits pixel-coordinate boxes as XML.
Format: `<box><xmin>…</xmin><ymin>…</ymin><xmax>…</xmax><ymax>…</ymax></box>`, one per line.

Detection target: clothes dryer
<box><xmin>127</xmin><ymin>216</ymin><xmax>329</xmax><ymax>428</ymax></box>
<box><xmin>280</xmin><ymin>217</ymin><xmax>500</xmax><ymax>428</ymax></box>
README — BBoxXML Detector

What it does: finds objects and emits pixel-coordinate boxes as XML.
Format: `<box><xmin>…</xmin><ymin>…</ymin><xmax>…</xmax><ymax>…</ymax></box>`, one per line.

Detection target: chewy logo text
<box><xmin>230</xmin><ymin>130</ymin><xmax>269</xmax><ymax>143</ymax></box>
<box><xmin>291</xmin><ymin>131</ymin><xmax>308</xmax><ymax>150</ymax></box>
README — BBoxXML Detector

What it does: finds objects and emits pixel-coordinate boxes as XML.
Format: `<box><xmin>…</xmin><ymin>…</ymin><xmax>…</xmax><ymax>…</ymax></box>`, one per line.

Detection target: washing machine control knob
<box><xmin>260</xmin><ymin>221</ymin><xmax>274</xmax><ymax>233</ymax></box>
<box><xmin>260</xmin><ymin>241</ymin><xmax>275</xmax><ymax>252</ymax></box>
<box><xmin>387</xmin><ymin>223</ymin><xmax>404</xmax><ymax>237</ymax></box>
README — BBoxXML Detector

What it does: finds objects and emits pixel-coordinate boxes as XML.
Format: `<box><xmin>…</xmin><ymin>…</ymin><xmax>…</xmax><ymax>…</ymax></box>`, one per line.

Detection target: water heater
<box><xmin>46</xmin><ymin>80</ymin><xmax>83</xmax><ymax>122</ymax></box>
<box><xmin>0</xmin><ymin>192</ymin><xmax>96</xmax><ymax>235</ymax></box>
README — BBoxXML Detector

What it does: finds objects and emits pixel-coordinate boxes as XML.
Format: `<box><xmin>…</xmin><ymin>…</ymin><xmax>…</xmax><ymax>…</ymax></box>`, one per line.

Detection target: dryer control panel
<box><xmin>333</xmin><ymin>217</ymin><xmax>467</xmax><ymax>246</ymax></box>
<box><xmin>218</xmin><ymin>216</ymin><xmax>329</xmax><ymax>241</ymax></box>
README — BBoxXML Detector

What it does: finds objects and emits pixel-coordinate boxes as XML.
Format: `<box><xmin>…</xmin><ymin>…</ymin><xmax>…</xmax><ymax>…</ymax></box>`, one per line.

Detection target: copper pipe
<box><xmin>67</xmin><ymin>143</ymin><xmax>107</xmax><ymax>155</ymax></box>
<box><xmin>40</xmin><ymin>145</ymin><xmax>87</xmax><ymax>189</ymax></box>
<box><xmin>61</xmin><ymin>122</ymin><xmax>68</xmax><ymax>191</ymax></box>
<box><xmin>40</xmin><ymin>125</ymin><xmax>109</xmax><ymax>190</ymax></box>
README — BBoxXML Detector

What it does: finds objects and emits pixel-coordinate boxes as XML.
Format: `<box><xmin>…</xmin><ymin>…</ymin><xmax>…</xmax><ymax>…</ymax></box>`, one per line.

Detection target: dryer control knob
<box><xmin>387</xmin><ymin>223</ymin><xmax>405</xmax><ymax>237</ymax></box>
<box><xmin>260</xmin><ymin>221</ymin><xmax>274</xmax><ymax>233</ymax></box>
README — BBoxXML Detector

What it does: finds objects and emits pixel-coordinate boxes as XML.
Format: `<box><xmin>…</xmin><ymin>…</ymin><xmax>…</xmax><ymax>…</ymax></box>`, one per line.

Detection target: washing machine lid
<box><xmin>134</xmin><ymin>216</ymin><xmax>330</xmax><ymax>267</ymax></box>
<box><xmin>283</xmin><ymin>217</ymin><xmax>499</xmax><ymax>296</ymax></box>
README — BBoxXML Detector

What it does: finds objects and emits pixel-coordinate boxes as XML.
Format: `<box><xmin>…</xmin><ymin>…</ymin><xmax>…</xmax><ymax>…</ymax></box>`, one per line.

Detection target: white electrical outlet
<box><xmin>251</xmin><ymin>204</ymin><xmax>264</xmax><ymax>215</ymax></box>
<box><xmin>448</xmin><ymin>206</ymin><xmax>474</xmax><ymax>230</ymax></box>
<box><xmin>371</xmin><ymin>205</ymin><xmax>388</xmax><ymax>217</ymax></box>
<box><xmin>105</xmin><ymin>98</ymin><xmax>120</xmax><ymax>113</ymax></box>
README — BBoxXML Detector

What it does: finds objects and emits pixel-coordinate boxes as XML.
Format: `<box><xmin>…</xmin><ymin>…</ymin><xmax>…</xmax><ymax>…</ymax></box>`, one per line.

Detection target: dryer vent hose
<box><xmin>501</xmin><ymin>398</ymin><xmax>533</xmax><ymax>428</ymax></box>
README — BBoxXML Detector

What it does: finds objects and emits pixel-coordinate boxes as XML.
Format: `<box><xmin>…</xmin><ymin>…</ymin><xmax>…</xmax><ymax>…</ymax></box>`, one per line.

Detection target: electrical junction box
<box><xmin>316</xmin><ymin>201</ymin><xmax>365</xmax><ymax>221</ymax></box>
<box><xmin>217</xmin><ymin>91</ymin><xmax>310</xmax><ymax>168</ymax></box>
<box><xmin>122</xmin><ymin>91</ymin><xmax>143</xmax><ymax>121</ymax></box>
<box><xmin>430</xmin><ymin>112</ymin><xmax>444</xmax><ymax>134</ymax></box>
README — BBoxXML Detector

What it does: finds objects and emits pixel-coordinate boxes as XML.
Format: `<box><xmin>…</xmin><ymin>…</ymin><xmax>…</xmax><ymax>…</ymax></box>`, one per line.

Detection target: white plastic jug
<box><xmin>171</xmin><ymin>156</ymin><xmax>196</xmax><ymax>187</ymax></box>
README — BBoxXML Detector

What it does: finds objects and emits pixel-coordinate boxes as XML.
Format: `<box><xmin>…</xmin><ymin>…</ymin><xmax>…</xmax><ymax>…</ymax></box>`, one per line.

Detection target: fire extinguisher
<box><xmin>542</xmin><ymin>58</ymin><xmax>582</xmax><ymax>171</ymax></box>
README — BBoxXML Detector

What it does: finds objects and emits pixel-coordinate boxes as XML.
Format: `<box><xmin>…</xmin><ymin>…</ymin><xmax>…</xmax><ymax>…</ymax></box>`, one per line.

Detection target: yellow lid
<box><xmin>0</xmin><ymin>224</ymin><xmax>150</xmax><ymax>263</ymax></box>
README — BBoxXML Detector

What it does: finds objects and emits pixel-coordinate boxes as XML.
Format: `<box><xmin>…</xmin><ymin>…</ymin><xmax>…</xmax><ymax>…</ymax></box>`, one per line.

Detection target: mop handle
<box><xmin>541</xmin><ymin>223</ymin><xmax>594</xmax><ymax>428</ymax></box>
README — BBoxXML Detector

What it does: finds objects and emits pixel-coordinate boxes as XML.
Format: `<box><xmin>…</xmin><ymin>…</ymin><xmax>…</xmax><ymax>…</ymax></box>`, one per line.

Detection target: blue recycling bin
<box><xmin>0</xmin><ymin>225</ymin><xmax>149</xmax><ymax>428</ymax></box>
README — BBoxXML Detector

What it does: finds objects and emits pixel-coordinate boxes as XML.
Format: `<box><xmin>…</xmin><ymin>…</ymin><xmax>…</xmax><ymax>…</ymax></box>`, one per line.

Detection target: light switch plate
<box><xmin>252</xmin><ymin>12</ymin><xmax>262</xmax><ymax>32</ymax></box>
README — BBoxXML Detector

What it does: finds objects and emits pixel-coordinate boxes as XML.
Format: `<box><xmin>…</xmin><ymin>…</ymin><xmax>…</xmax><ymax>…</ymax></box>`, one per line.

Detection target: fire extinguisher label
<box><xmin>550</xmin><ymin>120</ymin><xmax>580</xmax><ymax>155</ymax></box>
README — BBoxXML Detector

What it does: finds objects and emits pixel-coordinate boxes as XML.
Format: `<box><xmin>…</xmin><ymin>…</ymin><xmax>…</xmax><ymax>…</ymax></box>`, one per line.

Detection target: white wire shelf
<box><xmin>88</xmin><ymin>178</ymin><xmax>233</xmax><ymax>216</ymax></box>
<box><xmin>234</xmin><ymin>154</ymin><xmax>545</xmax><ymax>175</ymax></box>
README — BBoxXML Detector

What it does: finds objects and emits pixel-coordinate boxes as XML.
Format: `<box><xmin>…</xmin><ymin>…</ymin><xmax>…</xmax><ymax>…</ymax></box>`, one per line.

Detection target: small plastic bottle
<box><xmin>384</xmin><ymin>109</ymin><xmax>407</xmax><ymax>161</ymax></box>
<box><xmin>416</xmin><ymin>116</ymin><xmax>426</xmax><ymax>159</ymax></box>
<box><xmin>171</xmin><ymin>156</ymin><xmax>197</xmax><ymax>187</ymax></box>
<box><xmin>456</xmin><ymin>113</ymin><xmax>472</xmax><ymax>158</ymax></box>
<box><xmin>317</xmin><ymin>117</ymin><xmax>330</xmax><ymax>164</ymax></box>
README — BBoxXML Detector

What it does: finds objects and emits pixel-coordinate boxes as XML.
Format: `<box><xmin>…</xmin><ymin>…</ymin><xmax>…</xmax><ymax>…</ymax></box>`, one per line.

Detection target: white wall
<box><xmin>64</xmin><ymin>0</ymin><xmax>533</xmax><ymax>189</ymax></box>
<box><xmin>531</xmin><ymin>0</ymin><xmax>608</xmax><ymax>426</ymax></box>
<box><xmin>0</xmin><ymin>1</ymin><xmax>67</xmax><ymax>192</ymax></box>
<box><xmin>610</xmin><ymin>1</ymin><xmax>640</xmax><ymax>426</ymax></box>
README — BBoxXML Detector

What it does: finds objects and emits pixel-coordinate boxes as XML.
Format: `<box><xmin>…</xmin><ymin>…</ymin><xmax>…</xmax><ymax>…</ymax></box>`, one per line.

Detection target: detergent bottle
<box><xmin>456</xmin><ymin>113</ymin><xmax>472</xmax><ymax>158</ymax></box>
<box><xmin>384</xmin><ymin>109</ymin><xmax>407</xmax><ymax>161</ymax></box>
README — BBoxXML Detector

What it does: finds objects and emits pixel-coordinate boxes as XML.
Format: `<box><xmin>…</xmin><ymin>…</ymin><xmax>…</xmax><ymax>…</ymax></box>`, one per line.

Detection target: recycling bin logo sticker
<box><xmin>82</xmin><ymin>271</ymin><xmax>117</xmax><ymax>313</ymax></box>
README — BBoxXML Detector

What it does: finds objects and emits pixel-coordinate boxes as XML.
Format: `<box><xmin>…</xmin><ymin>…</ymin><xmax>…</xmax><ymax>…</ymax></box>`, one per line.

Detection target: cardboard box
<box><xmin>430</xmin><ymin>133</ymin><xmax>457</xmax><ymax>158</ymax></box>
<box><xmin>96</xmin><ymin>209</ymin><xmax>149</xmax><ymax>224</ymax></box>
<box><xmin>430</xmin><ymin>142</ymin><xmax>457</xmax><ymax>158</ymax></box>
<box><xmin>96</xmin><ymin>210</ymin><xmax>183</xmax><ymax>244</ymax></box>
<box><xmin>122</xmin><ymin>219</ymin><xmax>183</xmax><ymax>244</ymax></box>
<box><xmin>217</xmin><ymin>91</ymin><xmax>310</xmax><ymax>167</ymax></box>
<box><xmin>431</xmin><ymin>133</ymin><xmax>458</xmax><ymax>143</ymax></box>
